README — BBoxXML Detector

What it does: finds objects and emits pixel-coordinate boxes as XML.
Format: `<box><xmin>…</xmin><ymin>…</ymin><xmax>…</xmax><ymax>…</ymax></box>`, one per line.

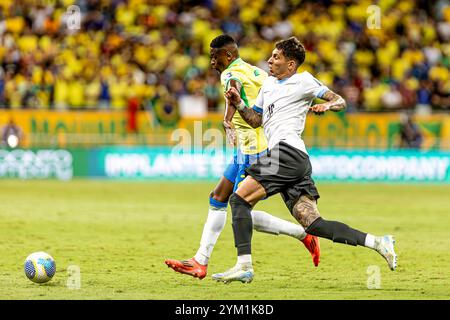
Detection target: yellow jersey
<box><xmin>220</xmin><ymin>58</ymin><xmax>268</xmax><ymax>154</ymax></box>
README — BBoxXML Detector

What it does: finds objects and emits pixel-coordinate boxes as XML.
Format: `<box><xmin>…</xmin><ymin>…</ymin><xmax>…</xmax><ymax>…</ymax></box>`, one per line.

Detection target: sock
<box><xmin>237</xmin><ymin>254</ymin><xmax>252</xmax><ymax>266</ymax></box>
<box><xmin>194</xmin><ymin>198</ymin><xmax>227</xmax><ymax>265</ymax></box>
<box><xmin>306</xmin><ymin>217</ymin><xmax>367</xmax><ymax>246</ymax></box>
<box><xmin>364</xmin><ymin>234</ymin><xmax>377</xmax><ymax>249</ymax></box>
<box><xmin>229</xmin><ymin>193</ymin><xmax>253</xmax><ymax>256</ymax></box>
<box><xmin>251</xmin><ymin>210</ymin><xmax>306</xmax><ymax>240</ymax></box>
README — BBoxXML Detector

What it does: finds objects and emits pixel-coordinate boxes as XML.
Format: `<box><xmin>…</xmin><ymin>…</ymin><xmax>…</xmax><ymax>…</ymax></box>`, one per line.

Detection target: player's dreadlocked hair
<box><xmin>210</xmin><ymin>34</ymin><xmax>236</xmax><ymax>48</ymax></box>
<box><xmin>275</xmin><ymin>37</ymin><xmax>306</xmax><ymax>67</ymax></box>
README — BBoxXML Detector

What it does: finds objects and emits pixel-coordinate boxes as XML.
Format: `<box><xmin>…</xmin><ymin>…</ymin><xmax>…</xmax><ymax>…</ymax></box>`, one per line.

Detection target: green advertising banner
<box><xmin>1</xmin><ymin>147</ymin><xmax>449</xmax><ymax>183</ymax></box>
<box><xmin>309</xmin><ymin>149</ymin><xmax>450</xmax><ymax>182</ymax></box>
<box><xmin>88</xmin><ymin>147</ymin><xmax>450</xmax><ymax>183</ymax></box>
<box><xmin>88</xmin><ymin>147</ymin><xmax>228</xmax><ymax>180</ymax></box>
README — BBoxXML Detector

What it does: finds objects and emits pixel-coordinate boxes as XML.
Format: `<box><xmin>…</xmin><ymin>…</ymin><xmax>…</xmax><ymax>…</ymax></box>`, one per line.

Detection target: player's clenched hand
<box><xmin>309</xmin><ymin>104</ymin><xmax>330</xmax><ymax>115</ymax></box>
<box><xmin>225</xmin><ymin>87</ymin><xmax>241</xmax><ymax>106</ymax></box>
<box><xmin>223</xmin><ymin>119</ymin><xmax>237</xmax><ymax>146</ymax></box>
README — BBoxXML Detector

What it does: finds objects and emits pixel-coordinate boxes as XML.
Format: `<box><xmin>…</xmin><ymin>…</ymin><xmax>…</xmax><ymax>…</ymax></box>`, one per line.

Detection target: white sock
<box><xmin>194</xmin><ymin>208</ymin><xmax>227</xmax><ymax>265</ymax></box>
<box><xmin>237</xmin><ymin>254</ymin><xmax>252</xmax><ymax>267</ymax></box>
<box><xmin>364</xmin><ymin>234</ymin><xmax>377</xmax><ymax>249</ymax></box>
<box><xmin>251</xmin><ymin>210</ymin><xmax>306</xmax><ymax>240</ymax></box>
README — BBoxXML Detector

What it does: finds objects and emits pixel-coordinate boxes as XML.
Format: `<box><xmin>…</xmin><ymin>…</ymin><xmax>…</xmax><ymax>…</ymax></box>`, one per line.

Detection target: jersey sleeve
<box><xmin>302</xmin><ymin>72</ymin><xmax>329</xmax><ymax>99</ymax></box>
<box><xmin>252</xmin><ymin>86</ymin><xmax>264</xmax><ymax>114</ymax></box>
<box><xmin>221</xmin><ymin>71</ymin><xmax>244</xmax><ymax>92</ymax></box>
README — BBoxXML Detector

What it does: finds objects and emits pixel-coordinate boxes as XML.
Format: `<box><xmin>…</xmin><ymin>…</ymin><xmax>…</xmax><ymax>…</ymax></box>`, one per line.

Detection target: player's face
<box><xmin>210</xmin><ymin>48</ymin><xmax>229</xmax><ymax>73</ymax></box>
<box><xmin>267</xmin><ymin>48</ymin><xmax>293</xmax><ymax>79</ymax></box>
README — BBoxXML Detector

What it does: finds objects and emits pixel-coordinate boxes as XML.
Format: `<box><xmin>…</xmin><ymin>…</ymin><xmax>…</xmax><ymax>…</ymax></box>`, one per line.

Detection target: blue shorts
<box><xmin>223</xmin><ymin>149</ymin><xmax>268</xmax><ymax>192</ymax></box>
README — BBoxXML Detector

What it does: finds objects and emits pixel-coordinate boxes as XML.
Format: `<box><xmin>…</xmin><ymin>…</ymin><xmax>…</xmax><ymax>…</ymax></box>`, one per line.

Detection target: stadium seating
<box><xmin>0</xmin><ymin>0</ymin><xmax>448</xmax><ymax>113</ymax></box>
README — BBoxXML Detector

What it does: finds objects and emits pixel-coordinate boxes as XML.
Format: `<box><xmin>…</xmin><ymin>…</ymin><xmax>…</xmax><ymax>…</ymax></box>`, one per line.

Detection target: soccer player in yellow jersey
<box><xmin>165</xmin><ymin>35</ymin><xmax>319</xmax><ymax>280</ymax></box>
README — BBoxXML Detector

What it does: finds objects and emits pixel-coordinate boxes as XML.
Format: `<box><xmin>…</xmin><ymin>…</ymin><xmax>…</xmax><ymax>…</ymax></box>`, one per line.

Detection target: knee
<box><xmin>210</xmin><ymin>190</ymin><xmax>230</xmax><ymax>203</ymax></box>
<box><xmin>292</xmin><ymin>195</ymin><xmax>321</xmax><ymax>228</ymax></box>
<box><xmin>228</xmin><ymin>193</ymin><xmax>240</xmax><ymax>209</ymax></box>
<box><xmin>229</xmin><ymin>193</ymin><xmax>252</xmax><ymax>220</ymax></box>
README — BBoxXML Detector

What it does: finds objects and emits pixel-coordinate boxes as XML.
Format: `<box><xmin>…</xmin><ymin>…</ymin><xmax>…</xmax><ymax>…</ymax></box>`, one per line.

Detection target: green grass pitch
<box><xmin>0</xmin><ymin>179</ymin><xmax>449</xmax><ymax>299</ymax></box>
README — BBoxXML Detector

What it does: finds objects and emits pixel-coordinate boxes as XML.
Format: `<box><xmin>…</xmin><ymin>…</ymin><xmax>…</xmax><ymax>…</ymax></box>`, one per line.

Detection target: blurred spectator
<box><xmin>341</xmin><ymin>83</ymin><xmax>360</xmax><ymax>113</ymax></box>
<box><xmin>127</xmin><ymin>96</ymin><xmax>139</xmax><ymax>133</ymax></box>
<box><xmin>204</xmin><ymin>73</ymin><xmax>221</xmax><ymax>112</ymax></box>
<box><xmin>431</xmin><ymin>80</ymin><xmax>450</xmax><ymax>111</ymax></box>
<box><xmin>398</xmin><ymin>80</ymin><xmax>417</xmax><ymax>109</ymax></box>
<box><xmin>416</xmin><ymin>80</ymin><xmax>433</xmax><ymax>114</ymax></box>
<box><xmin>381</xmin><ymin>83</ymin><xmax>403</xmax><ymax>111</ymax></box>
<box><xmin>399</xmin><ymin>113</ymin><xmax>423</xmax><ymax>149</ymax></box>
<box><xmin>85</xmin><ymin>75</ymin><xmax>101</xmax><ymax>109</ymax></box>
<box><xmin>363</xmin><ymin>78</ymin><xmax>389</xmax><ymax>112</ymax></box>
<box><xmin>98</xmin><ymin>75</ymin><xmax>111</xmax><ymax>109</ymax></box>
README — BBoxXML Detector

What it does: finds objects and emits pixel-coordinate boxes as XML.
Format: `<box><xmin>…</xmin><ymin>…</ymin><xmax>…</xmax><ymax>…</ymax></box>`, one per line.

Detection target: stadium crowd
<box><xmin>0</xmin><ymin>0</ymin><xmax>449</xmax><ymax>116</ymax></box>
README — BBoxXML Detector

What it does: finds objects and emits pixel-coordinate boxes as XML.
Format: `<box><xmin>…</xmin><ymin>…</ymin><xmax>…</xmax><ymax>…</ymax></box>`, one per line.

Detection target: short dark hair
<box><xmin>275</xmin><ymin>37</ymin><xmax>306</xmax><ymax>67</ymax></box>
<box><xmin>210</xmin><ymin>34</ymin><xmax>236</xmax><ymax>49</ymax></box>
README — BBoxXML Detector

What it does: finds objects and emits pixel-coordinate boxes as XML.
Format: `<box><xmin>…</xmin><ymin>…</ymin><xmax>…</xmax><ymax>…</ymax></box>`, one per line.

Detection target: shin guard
<box><xmin>229</xmin><ymin>193</ymin><xmax>253</xmax><ymax>255</ymax></box>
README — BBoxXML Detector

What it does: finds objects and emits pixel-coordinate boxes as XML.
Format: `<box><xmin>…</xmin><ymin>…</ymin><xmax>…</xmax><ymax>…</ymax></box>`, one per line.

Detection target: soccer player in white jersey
<box><xmin>212</xmin><ymin>37</ymin><xmax>397</xmax><ymax>284</ymax></box>
<box><xmin>164</xmin><ymin>35</ymin><xmax>320</xmax><ymax>280</ymax></box>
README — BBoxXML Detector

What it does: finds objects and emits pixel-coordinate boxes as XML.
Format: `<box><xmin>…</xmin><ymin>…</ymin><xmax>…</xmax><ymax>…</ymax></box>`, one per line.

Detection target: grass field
<box><xmin>0</xmin><ymin>179</ymin><xmax>449</xmax><ymax>300</ymax></box>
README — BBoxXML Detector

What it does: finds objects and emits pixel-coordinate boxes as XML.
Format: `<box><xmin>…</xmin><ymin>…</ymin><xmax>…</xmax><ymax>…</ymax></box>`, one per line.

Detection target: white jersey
<box><xmin>252</xmin><ymin>71</ymin><xmax>329</xmax><ymax>154</ymax></box>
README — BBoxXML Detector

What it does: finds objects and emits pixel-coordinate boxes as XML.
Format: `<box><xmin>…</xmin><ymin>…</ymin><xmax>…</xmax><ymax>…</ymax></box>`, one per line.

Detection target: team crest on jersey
<box><xmin>224</xmin><ymin>72</ymin><xmax>233</xmax><ymax>79</ymax></box>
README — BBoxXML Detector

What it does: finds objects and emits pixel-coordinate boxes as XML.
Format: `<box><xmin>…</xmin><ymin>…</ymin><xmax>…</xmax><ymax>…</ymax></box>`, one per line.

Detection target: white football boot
<box><xmin>375</xmin><ymin>235</ymin><xmax>397</xmax><ymax>271</ymax></box>
<box><xmin>212</xmin><ymin>264</ymin><xmax>254</xmax><ymax>284</ymax></box>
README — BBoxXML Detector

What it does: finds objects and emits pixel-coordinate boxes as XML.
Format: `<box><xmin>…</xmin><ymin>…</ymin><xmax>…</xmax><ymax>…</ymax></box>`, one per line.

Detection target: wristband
<box><xmin>236</xmin><ymin>100</ymin><xmax>247</xmax><ymax>111</ymax></box>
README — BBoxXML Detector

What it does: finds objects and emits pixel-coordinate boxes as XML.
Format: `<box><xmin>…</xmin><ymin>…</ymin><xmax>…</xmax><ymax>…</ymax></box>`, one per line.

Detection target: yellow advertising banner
<box><xmin>1</xmin><ymin>110</ymin><xmax>449</xmax><ymax>150</ymax></box>
<box><xmin>179</xmin><ymin>112</ymin><xmax>450</xmax><ymax>150</ymax></box>
<box><xmin>0</xmin><ymin>110</ymin><xmax>158</xmax><ymax>134</ymax></box>
<box><xmin>0</xmin><ymin>110</ymin><xmax>160</xmax><ymax>147</ymax></box>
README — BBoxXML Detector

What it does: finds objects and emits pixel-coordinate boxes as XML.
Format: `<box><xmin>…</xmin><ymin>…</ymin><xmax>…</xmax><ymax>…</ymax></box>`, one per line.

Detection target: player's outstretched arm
<box><xmin>223</xmin><ymin>80</ymin><xmax>242</xmax><ymax>146</ymax></box>
<box><xmin>309</xmin><ymin>90</ymin><xmax>346</xmax><ymax>114</ymax></box>
<box><xmin>223</xmin><ymin>100</ymin><xmax>237</xmax><ymax>146</ymax></box>
<box><xmin>225</xmin><ymin>87</ymin><xmax>262</xmax><ymax>128</ymax></box>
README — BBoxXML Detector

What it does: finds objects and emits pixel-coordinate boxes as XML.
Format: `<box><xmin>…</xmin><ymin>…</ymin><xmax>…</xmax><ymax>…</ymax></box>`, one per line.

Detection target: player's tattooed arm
<box><xmin>309</xmin><ymin>90</ymin><xmax>346</xmax><ymax>115</ymax></box>
<box><xmin>321</xmin><ymin>90</ymin><xmax>347</xmax><ymax>111</ymax></box>
<box><xmin>225</xmin><ymin>86</ymin><xmax>262</xmax><ymax>128</ymax></box>
<box><xmin>239</xmin><ymin>106</ymin><xmax>263</xmax><ymax>128</ymax></box>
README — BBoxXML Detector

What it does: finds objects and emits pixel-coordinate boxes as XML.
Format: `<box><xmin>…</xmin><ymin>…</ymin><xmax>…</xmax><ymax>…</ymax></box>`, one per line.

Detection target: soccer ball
<box><xmin>24</xmin><ymin>252</ymin><xmax>56</xmax><ymax>283</ymax></box>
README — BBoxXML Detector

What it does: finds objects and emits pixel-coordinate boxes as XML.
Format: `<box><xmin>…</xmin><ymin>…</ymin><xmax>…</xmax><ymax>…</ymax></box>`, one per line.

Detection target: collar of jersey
<box><xmin>275</xmin><ymin>74</ymin><xmax>294</xmax><ymax>84</ymax></box>
<box><xmin>226</xmin><ymin>57</ymin><xmax>243</xmax><ymax>70</ymax></box>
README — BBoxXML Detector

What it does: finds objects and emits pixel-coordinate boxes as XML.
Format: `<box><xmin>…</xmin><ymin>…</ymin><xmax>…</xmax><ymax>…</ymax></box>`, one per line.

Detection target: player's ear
<box><xmin>289</xmin><ymin>60</ymin><xmax>296</xmax><ymax>71</ymax></box>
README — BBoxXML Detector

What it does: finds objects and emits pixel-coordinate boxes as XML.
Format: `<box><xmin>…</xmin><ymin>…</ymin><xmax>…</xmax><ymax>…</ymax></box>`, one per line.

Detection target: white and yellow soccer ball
<box><xmin>24</xmin><ymin>252</ymin><xmax>56</xmax><ymax>283</ymax></box>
